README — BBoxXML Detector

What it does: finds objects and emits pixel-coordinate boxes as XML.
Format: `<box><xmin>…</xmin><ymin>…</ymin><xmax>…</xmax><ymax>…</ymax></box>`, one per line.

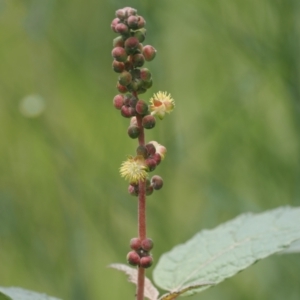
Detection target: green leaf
<box><xmin>153</xmin><ymin>206</ymin><xmax>300</xmax><ymax>296</ymax></box>
<box><xmin>0</xmin><ymin>288</ymin><xmax>61</xmax><ymax>300</ymax></box>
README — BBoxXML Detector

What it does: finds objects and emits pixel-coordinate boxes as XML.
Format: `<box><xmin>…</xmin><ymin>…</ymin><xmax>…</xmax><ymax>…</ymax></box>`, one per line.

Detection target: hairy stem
<box><xmin>136</xmin><ymin>112</ymin><xmax>146</xmax><ymax>300</ymax></box>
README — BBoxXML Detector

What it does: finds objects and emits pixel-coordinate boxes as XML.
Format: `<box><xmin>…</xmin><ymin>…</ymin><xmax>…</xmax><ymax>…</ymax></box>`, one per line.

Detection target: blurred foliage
<box><xmin>0</xmin><ymin>0</ymin><xmax>300</xmax><ymax>299</ymax></box>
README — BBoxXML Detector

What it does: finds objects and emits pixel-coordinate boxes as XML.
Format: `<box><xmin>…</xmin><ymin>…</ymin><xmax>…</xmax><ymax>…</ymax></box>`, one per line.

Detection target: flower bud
<box><xmin>141</xmin><ymin>79</ymin><xmax>153</xmax><ymax>89</ymax></box>
<box><xmin>113</xmin><ymin>94</ymin><xmax>124</xmax><ymax>110</ymax></box>
<box><xmin>141</xmin><ymin>238</ymin><xmax>153</xmax><ymax>251</ymax></box>
<box><xmin>116</xmin><ymin>82</ymin><xmax>128</xmax><ymax>93</ymax></box>
<box><xmin>124</xmin><ymin>60</ymin><xmax>133</xmax><ymax>71</ymax></box>
<box><xmin>137</xmin><ymin>87</ymin><xmax>147</xmax><ymax>94</ymax></box>
<box><xmin>137</xmin><ymin>16</ymin><xmax>146</xmax><ymax>28</ymax></box>
<box><xmin>133</xmin><ymin>29</ymin><xmax>146</xmax><ymax>43</ymax></box>
<box><xmin>130</xmin><ymin>237</ymin><xmax>142</xmax><ymax>250</ymax></box>
<box><xmin>127</xmin><ymin>15</ymin><xmax>139</xmax><ymax>29</ymax></box>
<box><xmin>127</xmin><ymin>125</ymin><xmax>140</xmax><ymax>139</ymax></box>
<box><xmin>140</xmin><ymin>68</ymin><xmax>151</xmax><ymax>81</ymax></box>
<box><xmin>146</xmin><ymin>185</ymin><xmax>154</xmax><ymax>196</ymax></box>
<box><xmin>111</xmin><ymin>18</ymin><xmax>120</xmax><ymax>32</ymax></box>
<box><xmin>130</xmin><ymin>116</ymin><xmax>137</xmax><ymax>126</ymax></box>
<box><xmin>112</xmin><ymin>47</ymin><xmax>128</xmax><ymax>62</ymax></box>
<box><xmin>135</xmin><ymin>100</ymin><xmax>148</xmax><ymax>115</ymax></box>
<box><xmin>118</xmin><ymin>71</ymin><xmax>132</xmax><ymax>86</ymax></box>
<box><xmin>115</xmin><ymin>9</ymin><xmax>126</xmax><ymax>20</ymax></box>
<box><xmin>128</xmin><ymin>184</ymin><xmax>139</xmax><ymax>196</ymax></box>
<box><xmin>127</xmin><ymin>251</ymin><xmax>140</xmax><ymax>266</ymax></box>
<box><xmin>115</xmin><ymin>23</ymin><xmax>129</xmax><ymax>34</ymax></box>
<box><xmin>145</xmin><ymin>158</ymin><xmax>157</xmax><ymax>172</ymax></box>
<box><xmin>124</xmin><ymin>37</ymin><xmax>139</xmax><ymax>54</ymax></box>
<box><xmin>132</xmin><ymin>53</ymin><xmax>145</xmax><ymax>67</ymax></box>
<box><xmin>136</xmin><ymin>145</ymin><xmax>148</xmax><ymax>158</ymax></box>
<box><xmin>113</xmin><ymin>36</ymin><xmax>125</xmax><ymax>48</ymax></box>
<box><xmin>152</xmin><ymin>153</ymin><xmax>162</xmax><ymax>165</ymax></box>
<box><xmin>112</xmin><ymin>60</ymin><xmax>125</xmax><ymax>73</ymax></box>
<box><xmin>121</xmin><ymin>105</ymin><xmax>135</xmax><ymax>118</ymax></box>
<box><xmin>124</xmin><ymin>7</ymin><xmax>137</xmax><ymax>17</ymax></box>
<box><xmin>142</xmin><ymin>45</ymin><xmax>156</xmax><ymax>61</ymax></box>
<box><xmin>151</xmin><ymin>175</ymin><xmax>163</xmax><ymax>190</ymax></box>
<box><xmin>145</xmin><ymin>143</ymin><xmax>156</xmax><ymax>156</ymax></box>
<box><xmin>142</xmin><ymin>115</ymin><xmax>156</xmax><ymax>129</ymax></box>
<box><xmin>140</xmin><ymin>256</ymin><xmax>153</xmax><ymax>268</ymax></box>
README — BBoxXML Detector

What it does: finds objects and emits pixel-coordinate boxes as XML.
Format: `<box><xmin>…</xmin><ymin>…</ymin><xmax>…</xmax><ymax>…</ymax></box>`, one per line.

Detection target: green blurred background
<box><xmin>1</xmin><ymin>0</ymin><xmax>300</xmax><ymax>299</ymax></box>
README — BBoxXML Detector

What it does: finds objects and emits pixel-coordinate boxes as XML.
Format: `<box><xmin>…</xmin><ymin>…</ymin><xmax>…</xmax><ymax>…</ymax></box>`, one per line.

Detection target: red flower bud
<box><xmin>121</xmin><ymin>105</ymin><xmax>135</xmax><ymax>118</ymax></box>
<box><xmin>142</xmin><ymin>45</ymin><xmax>156</xmax><ymax>61</ymax></box>
<box><xmin>112</xmin><ymin>47</ymin><xmax>128</xmax><ymax>62</ymax></box>
<box><xmin>151</xmin><ymin>175</ymin><xmax>163</xmax><ymax>190</ymax></box>
<box><xmin>130</xmin><ymin>238</ymin><xmax>142</xmax><ymax>250</ymax></box>
<box><xmin>124</xmin><ymin>37</ymin><xmax>139</xmax><ymax>54</ymax></box>
<box><xmin>112</xmin><ymin>60</ymin><xmax>125</xmax><ymax>73</ymax></box>
<box><xmin>141</xmin><ymin>238</ymin><xmax>154</xmax><ymax>251</ymax></box>
<box><xmin>140</xmin><ymin>256</ymin><xmax>153</xmax><ymax>268</ymax></box>
<box><xmin>113</xmin><ymin>94</ymin><xmax>124</xmax><ymax>110</ymax></box>
<box><xmin>135</xmin><ymin>99</ymin><xmax>149</xmax><ymax>115</ymax></box>
<box><xmin>142</xmin><ymin>115</ymin><xmax>156</xmax><ymax>129</ymax></box>
<box><xmin>127</xmin><ymin>125</ymin><xmax>140</xmax><ymax>139</ymax></box>
<box><xmin>127</xmin><ymin>251</ymin><xmax>140</xmax><ymax>266</ymax></box>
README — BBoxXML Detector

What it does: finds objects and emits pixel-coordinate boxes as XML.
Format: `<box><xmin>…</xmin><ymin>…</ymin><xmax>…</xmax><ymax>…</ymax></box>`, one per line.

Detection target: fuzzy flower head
<box><xmin>149</xmin><ymin>91</ymin><xmax>175</xmax><ymax>120</ymax></box>
<box><xmin>120</xmin><ymin>156</ymin><xmax>148</xmax><ymax>183</ymax></box>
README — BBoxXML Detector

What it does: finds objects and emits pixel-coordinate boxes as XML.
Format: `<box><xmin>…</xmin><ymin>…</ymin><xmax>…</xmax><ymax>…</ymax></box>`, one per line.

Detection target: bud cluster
<box><xmin>111</xmin><ymin>7</ymin><xmax>156</xmax><ymax>95</ymax></box>
<box><xmin>127</xmin><ymin>237</ymin><xmax>154</xmax><ymax>268</ymax></box>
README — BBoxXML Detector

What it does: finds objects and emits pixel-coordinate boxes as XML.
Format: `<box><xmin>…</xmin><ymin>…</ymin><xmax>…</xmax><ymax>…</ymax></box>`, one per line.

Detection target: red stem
<box><xmin>136</xmin><ymin>111</ymin><xmax>146</xmax><ymax>300</ymax></box>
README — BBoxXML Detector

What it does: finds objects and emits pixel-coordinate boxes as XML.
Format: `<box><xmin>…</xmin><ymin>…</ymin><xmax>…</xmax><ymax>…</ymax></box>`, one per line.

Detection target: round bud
<box><xmin>116</xmin><ymin>82</ymin><xmax>128</xmax><ymax>93</ymax></box>
<box><xmin>112</xmin><ymin>47</ymin><xmax>128</xmax><ymax>62</ymax></box>
<box><xmin>124</xmin><ymin>7</ymin><xmax>137</xmax><ymax>17</ymax></box>
<box><xmin>111</xmin><ymin>18</ymin><xmax>120</xmax><ymax>32</ymax></box>
<box><xmin>146</xmin><ymin>185</ymin><xmax>154</xmax><ymax>196</ymax></box>
<box><xmin>145</xmin><ymin>158</ymin><xmax>157</xmax><ymax>172</ymax></box>
<box><xmin>140</xmin><ymin>68</ymin><xmax>151</xmax><ymax>81</ymax></box>
<box><xmin>118</xmin><ymin>71</ymin><xmax>132</xmax><ymax>86</ymax></box>
<box><xmin>145</xmin><ymin>143</ymin><xmax>156</xmax><ymax>156</ymax></box>
<box><xmin>152</xmin><ymin>153</ymin><xmax>162</xmax><ymax>165</ymax></box>
<box><xmin>141</xmin><ymin>79</ymin><xmax>153</xmax><ymax>89</ymax></box>
<box><xmin>142</xmin><ymin>45</ymin><xmax>156</xmax><ymax>61</ymax></box>
<box><xmin>142</xmin><ymin>115</ymin><xmax>156</xmax><ymax>129</ymax></box>
<box><xmin>130</xmin><ymin>238</ymin><xmax>142</xmax><ymax>250</ymax></box>
<box><xmin>141</xmin><ymin>238</ymin><xmax>154</xmax><ymax>251</ymax></box>
<box><xmin>124</xmin><ymin>37</ymin><xmax>139</xmax><ymax>54</ymax></box>
<box><xmin>124</xmin><ymin>60</ymin><xmax>133</xmax><ymax>71</ymax></box>
<box><xmin>128</xmin><ymin>184</ymin><xmax>139</xmax><ymax>196</ymax></box>
<box><xmin>151</xmin><ymin>175</ymin><xmax>163</xmax><ymax>190</ymax></box>
<box><xmin>115</xmin><ymin>9</ymin><xmax>125</xmax><ymax>19</ymax></box>
<box><xmin>132</xmin><ymin>53</ymin><xmax>145</xmax><ymax>68</ymax></box>
<box><xmin>115</xmin><ymin>23</ymin><xmax>129</xmax><ymax>34</ymax></box>
<box><xmin>135</xmin><ymin>100</ymin><xmax>149</xmax><ymax>115</ymax></box>
<box><xmin>113</xmin><ymin>36</ymin><xmax>125</xmax><ymax>48</ymax></box>
<box><xmin>127</xmin><ymin>251</ymin><xmax>140</xmax><ymax>266</ymax></box>
<box><xmin>140</xmin><ymin>256</ymin><xmax>153</xmax><ymax>268</ymax></box>
<box><xmin>127</xmin><ymin>125</ymin><xmax>140</xmax><ymax>139</ymax></box>
<box><xmin>133</xmin><ymin>29</ymin><xmax>146</xmax><ymax>43</ymax></box>
<box><xmin>127</xmin><ymin>15</ymin><xmax>139</xmax><ymax>29</ymax></box>
<box><xmin>137</xmin><ymin>16</ymin><xmax>146</xmax><ymax>28</ymax></box>
<box><xmin>136</xmin><ymin>145</ymin><xmax>148</xmax><ymax>158</ymax></box>
<box><xmin>137</xmin><ymin>87</ymin><xmax>147</xmax><ymax>94</ymax></box>
<box><xmin>121</xmin><ymin>105</ymin><xmax>135</xmax><ymax>118</ymax></box>
<box><xmin>113</xmin><ymin>94</ymin><xmax>124</xmax><ymax>110</ymax></box>
<box><xmin>112</xmin><ymin>60</ymin><xmax>125</xmax><ymax>73</ymax></box>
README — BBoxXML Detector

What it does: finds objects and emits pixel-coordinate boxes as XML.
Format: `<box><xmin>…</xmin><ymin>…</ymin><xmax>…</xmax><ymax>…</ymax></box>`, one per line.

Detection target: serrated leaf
<box><xmin>153</xmin><ymin>206</ymin><xmax>300</xmax><ymax>296</ymax></box>
<box><xmin>109</xmin><ymin>263</ymin><xmax>159</xmax><ymax>300</ymax></box>
<box><xmin>0</xmin><ymin>287</ymin><xmax>61</xmax><ymax>300</ymax></box>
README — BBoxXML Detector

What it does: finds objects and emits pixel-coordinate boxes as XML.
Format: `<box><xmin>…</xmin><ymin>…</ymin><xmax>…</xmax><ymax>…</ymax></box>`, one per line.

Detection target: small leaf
<box><xmin>109</xmin><ymin>263</ymin><xmax>159</xmax><ymax>300</ymax></box>
<box><xmin>0</xmin><ymin>287</ymin><xmax>61</xmax><ymax>300</ymax></box>
<box><xmin>159</xmin><ymin>282</ymin><xmax>215</xmax><ymax>300</ymax></box>
<box><xmin>153</xmin><ymin>206</ymin><xmax>300</xmax><ymax>296</ymax></box>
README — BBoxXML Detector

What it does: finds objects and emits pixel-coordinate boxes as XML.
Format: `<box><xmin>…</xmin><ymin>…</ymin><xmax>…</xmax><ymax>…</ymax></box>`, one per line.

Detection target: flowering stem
<box><xmin>136</xmin><ymin>111</ymin><xmax>146</xmax><ymax>300</ymax></box>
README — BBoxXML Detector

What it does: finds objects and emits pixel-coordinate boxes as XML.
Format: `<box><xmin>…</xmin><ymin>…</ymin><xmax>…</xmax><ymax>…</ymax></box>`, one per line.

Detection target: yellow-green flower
<box><xmin>120</xmin><ymin>156</ymin><xmax>148</xmax><ymax>183</ymax></box>
<box><xmin>149</xmin><ymin>91</ymin><xmax>175</xmax><ymax>120</ymax></box>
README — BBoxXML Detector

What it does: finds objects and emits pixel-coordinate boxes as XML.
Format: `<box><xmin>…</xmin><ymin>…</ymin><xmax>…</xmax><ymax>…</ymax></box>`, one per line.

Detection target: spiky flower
<box><xmin>149</xmin><ymin>91</ymin><xmax>175</xmax><ymax>120</ymax></box>
<box><xmin>120</xmin><ymin>156</ymin><xmax>148</xmax><ymax>183</ymax></box>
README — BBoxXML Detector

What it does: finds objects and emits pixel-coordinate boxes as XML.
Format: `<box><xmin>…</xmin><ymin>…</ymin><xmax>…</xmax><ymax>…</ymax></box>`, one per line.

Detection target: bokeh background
<box><xmin>1</xmin><ymin>0</ymin><xmax>300</xmax><ymax>299</ymax></box>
